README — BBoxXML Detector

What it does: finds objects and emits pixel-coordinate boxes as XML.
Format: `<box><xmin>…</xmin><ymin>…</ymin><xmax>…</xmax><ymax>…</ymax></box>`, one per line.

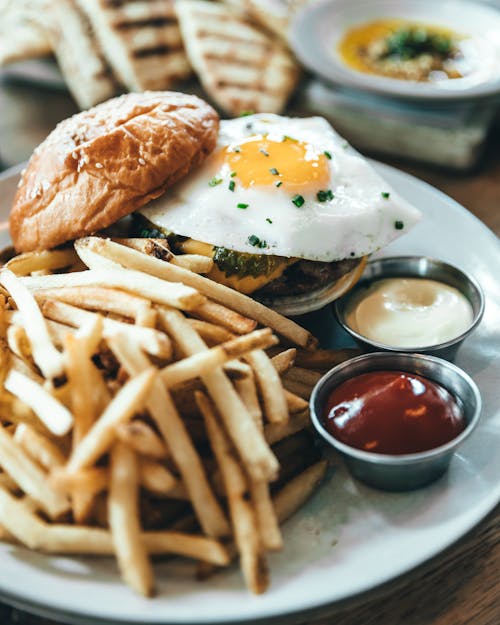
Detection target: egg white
<box><xmin>140</xmin><ymin>114</ymin><xmax>421</xmax><ymax>261</ymax></box>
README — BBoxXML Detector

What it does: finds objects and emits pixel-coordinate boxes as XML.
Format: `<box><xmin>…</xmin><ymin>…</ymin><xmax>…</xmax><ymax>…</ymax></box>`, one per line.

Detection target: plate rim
<box><xmin>290</xmin><ymin>0</ymin><xmax>500</xmax><ymax>102</ymax></box>
<box><xmin>0</xmin><ymin>162</ymin><xmax>498</xmax><ymax>624</ymax></box>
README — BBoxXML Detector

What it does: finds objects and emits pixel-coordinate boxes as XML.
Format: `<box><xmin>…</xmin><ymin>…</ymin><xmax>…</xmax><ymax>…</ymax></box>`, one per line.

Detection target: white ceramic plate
<box><xmin>290</xmin><ymin>0</ymin><xmax>500</xmax><ymax>101</ymax></box>
<box><xmin>0</xmin><ymin>162</ymin><xmax>499</xmax><ymax>625</ymax></box>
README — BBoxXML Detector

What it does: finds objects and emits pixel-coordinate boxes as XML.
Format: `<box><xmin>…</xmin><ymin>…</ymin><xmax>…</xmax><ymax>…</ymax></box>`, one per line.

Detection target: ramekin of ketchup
<box><xmin>309</xmin><ymin>352</ymin><xmax>482</xmax><ymax>491</ymax></box>
<box><xmin>323</xmin><ymin>370</ymin><xmax>466</xmax><ymax>455</ymax></box>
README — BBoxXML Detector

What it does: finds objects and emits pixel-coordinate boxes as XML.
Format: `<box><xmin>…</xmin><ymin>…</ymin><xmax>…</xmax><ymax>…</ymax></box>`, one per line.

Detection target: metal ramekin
<box><xmin>310</xmin><ymin>352</ymin><xmax>482</xmax><ymax>491</ymax></box>
<box><xmin>334</xmin><ymin>256</ymin><xmax>484</xmax><ymax>361</ymax></box>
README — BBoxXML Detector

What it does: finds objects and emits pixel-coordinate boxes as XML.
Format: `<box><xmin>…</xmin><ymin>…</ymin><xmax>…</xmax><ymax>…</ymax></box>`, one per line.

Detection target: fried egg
<box><xmin>140</xmin><ymin>114</ymin><xmax>421</xmax><ymax>261</ymax></box>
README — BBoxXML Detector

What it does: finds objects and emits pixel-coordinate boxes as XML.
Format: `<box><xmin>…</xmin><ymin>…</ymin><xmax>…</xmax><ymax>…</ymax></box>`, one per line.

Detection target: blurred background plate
<box><xmin>290</xmin><ymin>0</ymin><xmax>500</xmax><ymax>101</ymax></box>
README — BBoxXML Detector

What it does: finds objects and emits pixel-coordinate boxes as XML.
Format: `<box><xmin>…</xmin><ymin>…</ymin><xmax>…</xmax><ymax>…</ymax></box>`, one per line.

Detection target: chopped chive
<box><xmin>282</xmin><ymin>135</ymin><xmax>297</xmax><ymax>142</ymax></box>
<box><xmin>230</xmin><ymin>171</ymin><xmax>237</xmax><ymax>177</ymax></box>
<box><xmin>394</xmin><ymin>220</ymin><xmax>404</xmax><ymax>230</ymax></box>
<box><xmin>208</xmin><ymin>177</ymin><xmax>222</xmax><ymax>187</ymax></box>
<box><xmin>381</xmin><ymin>192</ymin><xmax>391</xmax><ymax>199</ymax></box>
<box><xmin>237</xmin><ymin>203</ymin><xmax>249</xmax><ymax>209</ymax></box>
<box><xmin>324</xmin><ymin>150</ymin><xmax>332</xmax><ymax>159</ymax></box>
<box><xmin>259</xmin><ymin>148</ymin><xmax>269</xmax><ymax>157</ymax></box>
<box><xmin>248</xmin><ymin>234</ymin><xmax>267</xmax><ymax>248</ymax></box>
<box><xmin>269</xmin><ymin>167</ymin><xmax>280</xmax><ymax>175</ymax></box>
<box><xmin>317</xmin><ymin>189</ymin><xmax>334</xmax><ymax>202</ymax></box>
<box><xmin>292</xmin><ymin>194</ymin><xmax>305</xmax><ymax>208</ymax></box>
<box><xmin>240</xmin><ymin>110</ymin><xmax>254</xmax><ymax>117</ymax></box>
<box><xmin>266</xmin><ymin>218</ymin><xmax>273</xmax><ymax>224</ymax></box>
<box><xmin>233</xmin><ymin>146</ymin><xmax>241</xmax><ymax>153</ymax></box>
<box><xmin>275</xmin><ymin>180</ymin><xmax>283</xmax><ymax>187</ymax></box>
<box><xmin>229</xmin><ymin>180</ymin><xmax>235</xmax><ymax>192</ymax></box>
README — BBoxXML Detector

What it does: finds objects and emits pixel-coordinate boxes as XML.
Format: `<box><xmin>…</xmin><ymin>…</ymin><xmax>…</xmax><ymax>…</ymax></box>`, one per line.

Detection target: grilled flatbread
<box><xmin>175</xmin><ymin>0</ymin><xmax>299</xmax><ymax>116</ymax></box>
<box><xmin>0</xmin><ymin>0</ymin><xmax>51</xmax><ymax>66</ymax></box>
<box><xmin>223</xmin><ymin>0</ymin><xmax>294</xmax><ymax>41</ymax></box>
<box><xmin>44</xmin><ymin>0</ymin><xmax>117</xmax><ymax>110</ymax></box>
<box><xmin>76</xmin><ymin>0</ymin><xmax>192</xmax><ymax>92</ymax></box>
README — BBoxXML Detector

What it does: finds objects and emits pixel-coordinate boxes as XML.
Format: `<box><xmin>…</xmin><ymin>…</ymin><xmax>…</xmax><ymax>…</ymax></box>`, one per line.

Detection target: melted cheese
<box><xmin>176</xmin><ymin>238</ymin><xmax>294</xmax><ymax>294</ymax></box>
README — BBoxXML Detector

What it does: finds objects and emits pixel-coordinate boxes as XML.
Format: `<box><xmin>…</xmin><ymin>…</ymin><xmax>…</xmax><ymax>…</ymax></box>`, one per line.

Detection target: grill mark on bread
<box><xmin>114</xmin><ymin>18</ymin><xmax>178</xmax><ymax>30</ymax></box>
<box><xmin>133</xmin><ymin>45</ymin><xmax>183</xmax><ymax>58</ymax></box>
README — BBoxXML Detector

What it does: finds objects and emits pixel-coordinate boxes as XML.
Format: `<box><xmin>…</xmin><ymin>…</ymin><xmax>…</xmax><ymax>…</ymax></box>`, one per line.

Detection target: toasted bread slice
<box><xmin>44</xmin><ymin>0</ymin><xmax>117</xmax><ymax>109</ymax></box>
<box><xmin>223</xmin><ymin>0</ymin><xmax>293</xmax><ymax>41</ymax></box>
<box><xmin>76</xmin><ymin>0</ymin><xmax>192</xmax><ymax>92</ymax></box>
<box><xmin>175</xmin><ymin>0</ymin><xmax>299</xmax><ymax>116</ymax></box>
<box><xmin>0</xmin><ymin>0</ymin><xmax>51</xmax><ymax>65</ymax></box>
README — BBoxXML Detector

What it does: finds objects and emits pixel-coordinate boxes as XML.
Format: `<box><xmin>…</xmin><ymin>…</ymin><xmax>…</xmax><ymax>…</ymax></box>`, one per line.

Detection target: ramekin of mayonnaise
<box><xmin>334</xmin><ymin>256</ymin><xmax>484</xmax><ymax>361</ymax></box>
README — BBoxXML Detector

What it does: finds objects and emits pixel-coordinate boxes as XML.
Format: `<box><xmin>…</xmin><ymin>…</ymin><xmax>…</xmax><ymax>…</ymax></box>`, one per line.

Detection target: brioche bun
<box><xmin>10</xmin><ymin>91</ymin><xmax>219</xmax><ymax>252</ymax></box>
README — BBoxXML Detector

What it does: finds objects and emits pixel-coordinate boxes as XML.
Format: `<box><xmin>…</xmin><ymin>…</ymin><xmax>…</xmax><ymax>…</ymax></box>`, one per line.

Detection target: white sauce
<box><xmin>345</xmin><ymin>278</ymin><xmax>473</xmax><ymax>347</ymax></box>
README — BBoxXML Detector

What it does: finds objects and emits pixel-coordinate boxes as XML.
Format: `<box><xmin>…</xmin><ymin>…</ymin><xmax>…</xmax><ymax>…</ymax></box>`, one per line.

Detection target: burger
<box><xmin>9</xmin><ymin>92</ymin><xmax>421</xmax><ymax>314</ymax></box>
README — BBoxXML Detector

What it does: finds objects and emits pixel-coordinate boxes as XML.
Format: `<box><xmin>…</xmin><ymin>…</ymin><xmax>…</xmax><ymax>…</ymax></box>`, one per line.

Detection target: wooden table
<box><xmin>0</xmin><ymin>74</ymin><xmax>498</xmax><ymax>625</ymax></box>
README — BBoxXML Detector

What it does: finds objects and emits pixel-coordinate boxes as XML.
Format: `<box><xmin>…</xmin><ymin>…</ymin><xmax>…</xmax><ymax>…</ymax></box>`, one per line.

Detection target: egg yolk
<box><xmin>223</xmin><ymin>135</ymin><xmax>331</xmax><ymax>193</ymax></box>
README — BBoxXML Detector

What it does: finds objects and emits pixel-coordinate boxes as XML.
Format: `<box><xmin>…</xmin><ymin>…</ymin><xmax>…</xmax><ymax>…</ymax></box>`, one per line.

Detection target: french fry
<box><xmin>6</xmin><ymin>324</ymin><xmax>32</xmax><ymax>362</ymax></box>
<box><xmin>108</xmin><ymin>441</ymin><xmax>154</xmax><ymax>597</ymax></box>
<box><xmin>159</xmin><ymin>307</ymin><xmax>279</xmax><ymax>482</ymax></box>
<box><xmin>23</xmin><ymin>263</ymin><xmax>205</xmax><ymax>312</ymax></box>
<box><xmin>160</xmin><ymin>329</ymin><xmax>276</xmax><ymax>389</ymax></box>
<box><xmin>270</xmin><ymin>348</ymin><xmax>296</xmax><ymax>374</ymax></box>
<box><xmin>245</xmin><ymin>350</ymin><xmax>288</xmax><ymax>425</ymax></box>
<box><xmin>235</xmin><ymin>373</ymin><xmax>263</xmax><ymax>431</ymax></box>
<box><xmin>192</xmin><ymin>300</ymin><xmax>257</xmax><ymax>335</ymax></box>
<box><xmin>9</xmin><ymin>353</ymin><xmax>43</xmax><ymax>382</ymax></box>
<box><xmin>4</xmin><ymin>370</ymin><xmax>73</xmax><ymax>436</ymax></box>
<box><xmin>274</xmin><ymin>460</ymin><xmax>328</xmax><ymax>523</ymax></box>
<box><xmin>37</xmin><ymin>286</ymin><xmax>155</xmax><ymax>325</ymax></box>
<box><xmin>249</xmin><ymin>479</ymin><xmax>282</xmax><ymax>552</ymax></box>
<box><xmin>223</xmin><ymin>360</ymin><xmax>252</xmax><ymax>379</ymax></box>
<box><xmin>0</xmin><ymin>486</ymin><xmax>229</xmax><ymax>563</ymax></box>
<box><xmin>139</xmin><ymin>459</ymin><xmax>178</xmax><ymax>496</ymax></box>
<box><xmin>285</xmin><ymin>390</ymin><xmax>309</xmax><ymax>415</ymax></box>
<box><xmin>50</xmin><ymin>467</ymin><xmax>109</xmax><ymax>497</ymax></box>
<box><xmin>196</xmin><ymin>392</ymin><xmax>268</xmax><ymax>594</ymax></box>
<box><xmin>76</xmin><ymin>237</ymin><xmax>316</xmax><ymax>349</ymax></box>
<box><xmin>66</xmin><ymin>368</ymin><xmax>156</xmax><ymax>474</ymax></box>
<box><xmin>0</xmin><ymin>393</ymin><xmax>54</xmax><ymax>437</ymax></box>
<box><xmin>293</xmin><ymin>348</ymin><xmax>362</xmax><ymax>370</ymax></box>
<box><xmin>0</xmin><ymin>268</ymin><xmax>64</xmax><ymax>379</ymax></box>
<box><xmin>264</xmin><ymin>411</ymin><xmax>311</xmax><ymax>446</ymax></box>
<box><xmin>116</xmin><ymin>421</ymin><xmax>169</xmax><ymax>460</ymax></box>
<box><xmin>113</xmin><ymin>238</ymin><xmax>214</xmax><ymax>274</ymax></box>
<box><xmin>281</xmin><ymin>376</ymin><xmax>313</xmax><ymax>400</ymax></box>
<box><xmin>285</xmin><ymin>367</ymin><xmax>323</xmax><ymax>387</ymax></box>
<box><xmin>13</xmin><ymin>423</ymin><xmax>66</xmax><ymax>470</ymax></box>
<box><xmin>0</xmin><ymin>425</ymin><xmax>70</xmax><ymax>518</ymax></box>
<box><xmin>6</xmin><ymin>248</ymin><xmax>79</xmax><ymax>276</ymax></box>
<box><xmin>65</xmin><ymin>327</ymin><xmax>105</xmax><ymax>523</ymax></box>
<box><xmin>187</xmin><ymin>319</ymin><xmax>235</xmax><ymax>345</ymax></box>
<box><xmin>135</xmin><ymin>305</ymin><xmax>157</xmax><ymax>328</ymax></box>
<box><xmin>39</xmin><ymin>298</ymin><xmax>172</xmax><ymax>360</ymax></box>
<box><xmin>112</xmin><ymin>238</ymin><xmax>175</xmax><ymax>261</ymax></box>
<box><xmin>106</xmin><ymin>334</ymin><xmax>230</xmax><ymax>538</ymax></box>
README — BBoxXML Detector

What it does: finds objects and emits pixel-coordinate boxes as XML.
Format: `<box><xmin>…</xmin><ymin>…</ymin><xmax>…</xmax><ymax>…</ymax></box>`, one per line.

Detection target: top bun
<box><xmin>10</xmin><ymin>91</ymin><xmax>219</xmax><ymax>252</ymax></box>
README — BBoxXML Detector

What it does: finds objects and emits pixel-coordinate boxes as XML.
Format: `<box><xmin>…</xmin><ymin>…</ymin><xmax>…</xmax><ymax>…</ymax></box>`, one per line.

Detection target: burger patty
<box><xmin>256</xmin><ymin>257</ymin><xmax>363</xmax><ymax>297</ymax></box>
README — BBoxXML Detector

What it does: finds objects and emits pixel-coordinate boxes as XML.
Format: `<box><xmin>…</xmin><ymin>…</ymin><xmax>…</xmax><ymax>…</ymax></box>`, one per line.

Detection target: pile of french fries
<box><xmin>0</xmin><ymin>235</ymin><xmax>358</xmax><ymax>597</ymax></box>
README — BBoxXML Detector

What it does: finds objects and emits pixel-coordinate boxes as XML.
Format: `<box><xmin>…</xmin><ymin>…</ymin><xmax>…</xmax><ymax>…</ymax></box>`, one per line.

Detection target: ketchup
<box><xmin>323</xmin><ymin>371</ymin><xmax>465</xmax><ymax>455</ymax></box>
